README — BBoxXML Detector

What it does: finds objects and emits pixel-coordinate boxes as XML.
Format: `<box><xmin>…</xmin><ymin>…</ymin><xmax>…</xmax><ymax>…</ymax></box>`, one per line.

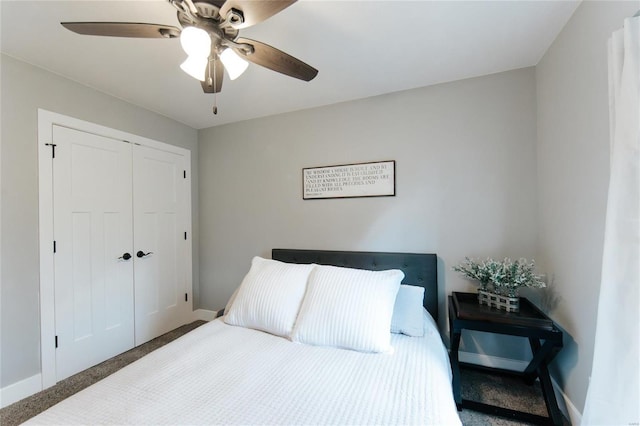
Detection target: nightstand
<box><xmin>448</xmin><ymin>292</ymin><xmax>563</xmax><ymax>425</ymax></box>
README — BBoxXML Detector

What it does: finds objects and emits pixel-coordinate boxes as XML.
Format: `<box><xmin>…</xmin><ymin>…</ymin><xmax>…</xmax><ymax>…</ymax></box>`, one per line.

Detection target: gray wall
<box><xmin>0</xmin><ymin>54</ymin><xmax>199</xmax><ymax>388</ymax></box>
<box><xmin>199</xmin><ymin>67</ymin><xmax>538</xmax><ymax>360</ymax></box>
<box><xmin>535</xmin><ymin>1</ymin><xmax>638</xmax><ymax>414</ymax></box>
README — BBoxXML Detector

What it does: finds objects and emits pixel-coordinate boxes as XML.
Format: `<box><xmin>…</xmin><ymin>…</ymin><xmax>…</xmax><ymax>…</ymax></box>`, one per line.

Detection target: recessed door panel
<box><xmin>71</xmin><ymin>211</ymin><xmax>93</xmax><ymax>340</ymax></box>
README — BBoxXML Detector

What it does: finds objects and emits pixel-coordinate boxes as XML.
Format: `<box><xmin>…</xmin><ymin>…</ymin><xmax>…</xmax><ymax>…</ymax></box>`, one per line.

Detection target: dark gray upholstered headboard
<box><xmin>272</xmin><ymin>249</ymin><xmax>438</xmax><ymax>321</ymax></box>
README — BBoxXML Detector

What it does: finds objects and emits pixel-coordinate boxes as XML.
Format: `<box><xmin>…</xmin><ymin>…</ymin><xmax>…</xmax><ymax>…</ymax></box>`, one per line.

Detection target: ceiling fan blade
<box><xmin>61</xmin><ymin>22</ymin><xmax>180</xmax><ymax>38</ymax></box>
<box><xmin>219</xmin><ymin>0</ymin><xmax>296</xmax><ymax>29</ymax></box>
<box><xmin>201</xmin><ymin>56</ymin><xmax>224</xmax><ymax>93</ymax></box>
<box><xmin>235</xmin><ymin>37</ymin><xmax>318</xmax><ymax>81</ymax></box>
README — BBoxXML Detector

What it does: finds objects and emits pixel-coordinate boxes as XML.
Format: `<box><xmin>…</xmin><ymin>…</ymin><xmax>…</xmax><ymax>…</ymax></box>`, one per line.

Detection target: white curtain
<box><xmin>582</xmin><ymin>15</ymin><xmax>639</xmax><ymax>426</ymax></box>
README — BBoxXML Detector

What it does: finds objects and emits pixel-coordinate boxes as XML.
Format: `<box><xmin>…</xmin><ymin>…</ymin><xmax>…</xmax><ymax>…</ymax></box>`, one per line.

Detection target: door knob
<box><xmin>137</xmin><ymin>250</ymin><xmax>154</xmax><ymax>258</ymax></box>
<box><xmin>118</xmin><ymin>252</ymin><xmax>132</xmax><ymax>260</ymax></box>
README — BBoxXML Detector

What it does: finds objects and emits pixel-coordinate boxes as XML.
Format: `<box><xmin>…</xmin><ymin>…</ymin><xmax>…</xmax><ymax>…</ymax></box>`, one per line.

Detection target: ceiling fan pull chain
<box><xmin>212</xmin><ymin>57</ymin><xmax>218</xmax><ymax>115</ymax></box>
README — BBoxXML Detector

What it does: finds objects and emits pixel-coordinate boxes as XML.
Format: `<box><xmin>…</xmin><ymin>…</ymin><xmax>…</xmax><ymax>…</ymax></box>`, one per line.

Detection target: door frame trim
<box><xmin>37</xmin><ymin>109</ymin><xmax>192</xmax><ymax>390</ymax></box>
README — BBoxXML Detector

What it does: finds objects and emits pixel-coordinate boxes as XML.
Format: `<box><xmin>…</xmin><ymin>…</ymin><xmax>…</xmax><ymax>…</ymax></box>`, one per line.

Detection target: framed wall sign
<box><xmin>303</xmin><ymin>160</ymin><xmax>396</xmax><ymax>200</ymax></box>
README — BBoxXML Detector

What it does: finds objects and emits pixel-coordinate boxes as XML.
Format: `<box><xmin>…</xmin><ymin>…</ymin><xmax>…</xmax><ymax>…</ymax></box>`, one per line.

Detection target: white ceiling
<box><xmin>1</xmin><ymin>0</ymin><xmax>580</xmax><ymax>129</ymax></box>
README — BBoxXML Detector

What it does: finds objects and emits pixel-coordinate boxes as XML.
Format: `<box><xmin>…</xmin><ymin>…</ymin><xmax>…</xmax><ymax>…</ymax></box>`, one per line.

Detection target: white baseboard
<box><xmin>459</xmin><ymin>351</ymin><xmax>581</xmax><ymax>425</ymax></box>
<box><xmin>192</xmin><ymin>308</ymin><xmax>218</xmax><ymax>322</ymax></box>
<box><xmin>551</xmin><ymin>376</ymin><xmax>582</xmax><ymax>426</ymax></box>
<box><xmin>0</xmin><ymin>373</ymin><xmax>42</xmax><ymax>409</ymax></box>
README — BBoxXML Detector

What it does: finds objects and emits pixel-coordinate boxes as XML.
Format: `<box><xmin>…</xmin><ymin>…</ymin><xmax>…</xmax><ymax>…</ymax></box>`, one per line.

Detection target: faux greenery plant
<box><xmin>453</xmin><ymin>257</ymin><xmax>545</xmax><ymax>297</ymax></box>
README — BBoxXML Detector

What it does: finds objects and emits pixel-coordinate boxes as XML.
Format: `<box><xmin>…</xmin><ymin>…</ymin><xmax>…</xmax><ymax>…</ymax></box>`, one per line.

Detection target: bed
<box><xmin>27</xmin><ymin>249</ymin><xmax>461</xmax><ymax>425</ymax></box>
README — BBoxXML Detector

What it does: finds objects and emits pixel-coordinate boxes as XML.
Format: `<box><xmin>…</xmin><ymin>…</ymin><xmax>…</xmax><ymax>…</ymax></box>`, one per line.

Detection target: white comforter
<box><xmin>27</xmin><ymin>315</ymin><xmax>462</xmax><ymax>425</ymax></box>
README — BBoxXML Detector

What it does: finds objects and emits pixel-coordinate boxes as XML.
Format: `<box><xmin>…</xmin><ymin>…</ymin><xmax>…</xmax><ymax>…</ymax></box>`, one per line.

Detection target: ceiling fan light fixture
<box><xmin>220</xmin><ymin>48</ymin><xmax>249</xmax><ymax>80</ymax></box>
<box><xmin>179</xmin><ymin>26</ymin><xmax>211</xmax><ymax>81</ymax></box>
<box><xmin>180</xmin><ymin>56</ymin><xmax>208</xmax><ymax>81</ymax></box>
<box><xmin>180</xmin><ymin>26</ymin><xmax>211</xmax><ymax>57</ymax></box>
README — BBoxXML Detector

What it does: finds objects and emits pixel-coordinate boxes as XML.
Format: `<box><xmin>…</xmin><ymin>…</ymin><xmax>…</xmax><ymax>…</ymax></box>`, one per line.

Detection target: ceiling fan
<box><xmin>61</xmin><ymin>0</ymin><xmax>318</xmax><ymax>114</ymax></box>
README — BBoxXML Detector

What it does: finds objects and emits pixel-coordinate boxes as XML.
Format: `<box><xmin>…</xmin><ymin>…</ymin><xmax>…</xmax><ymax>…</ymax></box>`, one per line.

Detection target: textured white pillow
<box><xmin>224</xmin><ymin>257</ymin><xmax>315</xmax><ymax>337</ymax></box>
<box><xmin>390</xmin><ymin>285</ymin><xmax>425</xmax><ymax>337</ymax></box>
<box><xmin>291</xmin><ymin>264</ymin><xmax>403</xmax><ymax>353</ymax></box>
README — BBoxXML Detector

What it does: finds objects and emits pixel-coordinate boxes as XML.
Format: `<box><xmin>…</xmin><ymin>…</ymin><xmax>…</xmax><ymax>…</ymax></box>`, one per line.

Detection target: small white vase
<box><xmin>477</xmin><ymin>289</ymin><xmax>520</xmax><ymax>313</ymax></box>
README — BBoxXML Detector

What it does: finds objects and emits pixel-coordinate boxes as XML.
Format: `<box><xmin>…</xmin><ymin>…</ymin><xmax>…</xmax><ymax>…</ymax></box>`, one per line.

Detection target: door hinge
<box><xmin>55</xmin><ymin>335</ymin><xmax>58</xmax><ymax>348</ymax></box>
<box><xmin>45</xmin><ymin>143</ymin><xmax>57</xmax><ymax>158</ymax></box>
<box><xmin>53</xmin><ymin>240</ymin><xmax>57</xmax><ymax>253</ymax></box>
<box><xmin>184</xmin><ymin>232</ymin><xmax>187</xmax><ymax>240</ymax></box>
<box><xmin>185</xmin><ymin>293</ymin><xmax>188</xmax><ymax>302</ymax></box>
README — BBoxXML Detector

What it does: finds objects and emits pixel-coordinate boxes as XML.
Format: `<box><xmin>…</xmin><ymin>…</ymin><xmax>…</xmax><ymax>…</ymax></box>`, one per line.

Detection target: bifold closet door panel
<box><xmin>52</xmin><ymin>125</ymin><xmax>135</xmax><ymax>381</ymax></box>
<box><xmin>132</xmin><ymin>144</ymin><xmax>190</xmax><ymax>346</ymax></box>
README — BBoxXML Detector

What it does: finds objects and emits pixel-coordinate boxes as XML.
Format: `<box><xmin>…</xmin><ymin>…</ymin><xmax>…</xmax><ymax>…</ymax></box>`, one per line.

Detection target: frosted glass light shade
<box><xmin>179</xmin><ymin>27</ymin><xmax>210</xmax><ymax>81</ymax></box>
<box><xmin>180</xmin><ymin>26</ymin><xmax>211</xmax><ymax>57</ymax></box>
<box><xmin>180</xmin><ymin>56</ymin><xmax>208</xmax><ymax>81</ymax></box>
<box><xmin>220</xmin><ymin>48</ymin><xmax>249</xmax><ymax>80</ymax></box>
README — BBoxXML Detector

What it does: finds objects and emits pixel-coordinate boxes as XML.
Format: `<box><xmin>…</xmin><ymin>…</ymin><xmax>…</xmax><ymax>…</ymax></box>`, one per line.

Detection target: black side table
<box><xmin>448</xmin><ymin>292</ymin><xmax>563</xmax><ymax>425</ymax></box>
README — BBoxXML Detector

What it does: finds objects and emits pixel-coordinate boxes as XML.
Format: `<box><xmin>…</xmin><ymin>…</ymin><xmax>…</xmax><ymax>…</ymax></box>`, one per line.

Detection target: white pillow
<box><xmin>390</xmin><ymin>285</ymin><xmax>425</xmax><ymax>337</ymax></box>
<box><xmin>224</xmin><ymin>256</ymin><xmax>315</xmax><ymax>337</ymax></box>
<box><xmin>291</xmin><ymin>264</ymin><xmax>403</xmax><ymax>353</ymax></box>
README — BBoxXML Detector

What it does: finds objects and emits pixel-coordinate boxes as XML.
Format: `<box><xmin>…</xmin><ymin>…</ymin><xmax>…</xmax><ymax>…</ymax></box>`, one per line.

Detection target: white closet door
<box><xmin>133</xmin><ymin>144</ymin><xmax>190</xmax><ymax>345</ymax></box>
<box><xmin>52</xmin><ymin>125</ymin><xmax>135</xmax><ymax>381</ymax></box>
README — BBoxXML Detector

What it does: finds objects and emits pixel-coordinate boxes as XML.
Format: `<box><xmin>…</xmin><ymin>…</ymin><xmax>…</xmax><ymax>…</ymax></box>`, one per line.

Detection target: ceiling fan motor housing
<box><xmin>177</xmin><ymin>1</ymin><xmax>240</xmax><ymax>42</ymax></box>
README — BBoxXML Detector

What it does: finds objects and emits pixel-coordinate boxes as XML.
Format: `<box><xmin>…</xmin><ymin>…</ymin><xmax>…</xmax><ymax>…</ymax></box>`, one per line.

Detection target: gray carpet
<box><xmin>458</xmin><ymin>368</ymin><xmax>570</xmax><ymax>426</ymax></box>
<box><xmin>0</xmin><ymin>321</ymin><xmax>567</xmax><ymax>425</ymax></box>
